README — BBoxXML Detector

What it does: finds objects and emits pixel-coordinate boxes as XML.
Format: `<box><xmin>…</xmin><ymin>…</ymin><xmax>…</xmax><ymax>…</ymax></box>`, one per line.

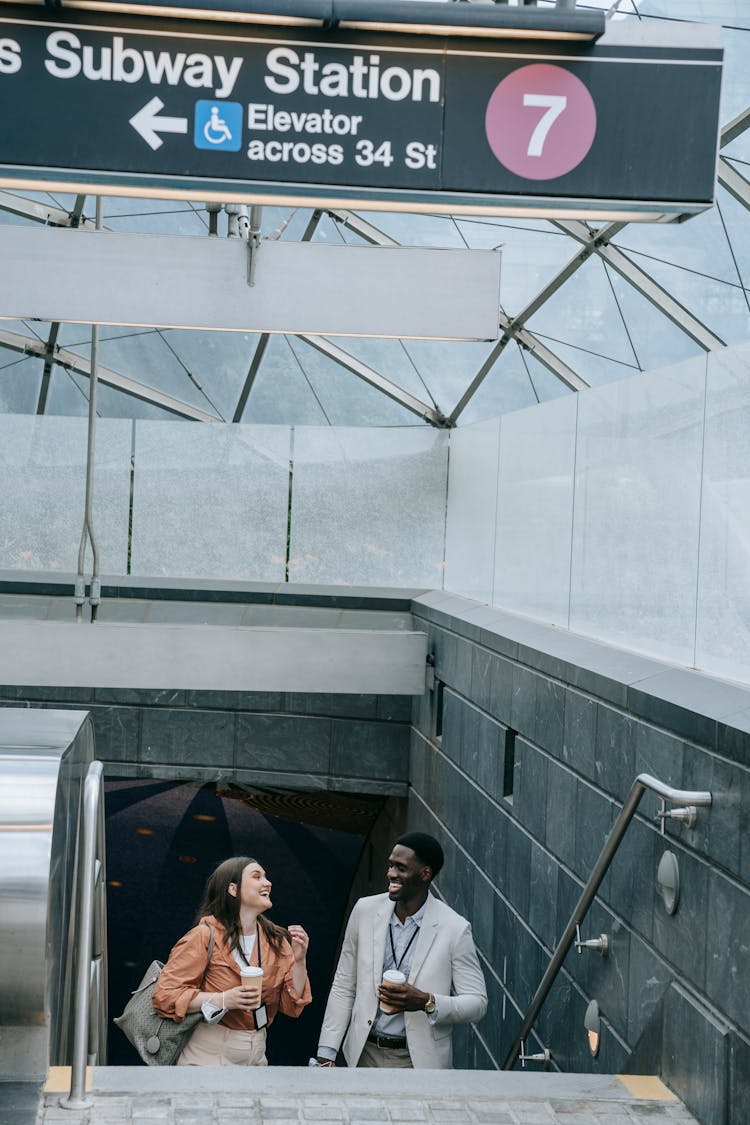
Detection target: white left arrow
<box><xmin>129</xmin><ymin>97</ymin><xmax>188</xmax><ymax>151</ymax></box>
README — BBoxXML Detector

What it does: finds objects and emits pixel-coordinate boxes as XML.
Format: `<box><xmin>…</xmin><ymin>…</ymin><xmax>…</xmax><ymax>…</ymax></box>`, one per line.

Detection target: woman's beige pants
<box><xmin>177</xmin><ymin>1021</ymin><xmax>268</xmax><ymax>1066</ymax></box>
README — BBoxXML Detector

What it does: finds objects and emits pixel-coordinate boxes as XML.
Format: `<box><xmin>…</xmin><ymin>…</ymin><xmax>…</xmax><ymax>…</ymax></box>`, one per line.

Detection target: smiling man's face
<box><xmin>387</xmin><ymin>845</ymin><xmax>430</xmax><ymax>907</ymax></box>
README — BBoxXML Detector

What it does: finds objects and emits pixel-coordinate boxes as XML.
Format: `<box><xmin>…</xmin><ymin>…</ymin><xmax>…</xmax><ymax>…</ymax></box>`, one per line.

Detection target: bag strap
<box><xmin>200</xmin><ymin>922</ymin><xmax>214</xmax><ymax>987</ymax></box>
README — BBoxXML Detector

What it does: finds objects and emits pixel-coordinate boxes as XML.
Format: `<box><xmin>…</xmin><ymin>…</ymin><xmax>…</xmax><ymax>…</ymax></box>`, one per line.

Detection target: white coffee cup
<box><xmin>240</xmin><ymin>965</ymin><xmax>263</xmax><ymax>1009</ymax></box>
<box><xmin>379</xmin><ymin>969</ymin><xmax>406</xmax><ymax>1013</ymax></box>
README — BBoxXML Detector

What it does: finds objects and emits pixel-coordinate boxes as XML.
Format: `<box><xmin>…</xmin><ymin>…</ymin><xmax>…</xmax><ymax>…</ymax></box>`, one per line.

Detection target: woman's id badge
<box><xmin>253</xmin><ymin>1004</ymin><xmax>268</xmax><ymax>1030</ymax></box>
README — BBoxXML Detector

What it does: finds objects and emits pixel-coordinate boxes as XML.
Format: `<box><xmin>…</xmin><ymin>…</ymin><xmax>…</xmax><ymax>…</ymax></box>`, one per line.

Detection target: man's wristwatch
<box><xmin>424</xmin><ymin>993</ymin><xmax>436</xmax><ymax>1014</ymax></box>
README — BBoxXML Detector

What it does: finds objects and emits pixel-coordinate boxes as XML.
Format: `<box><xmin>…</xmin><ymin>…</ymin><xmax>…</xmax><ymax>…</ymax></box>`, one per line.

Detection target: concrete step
<box><xmin>38</xmin><ymin>1066</ymin><xmax>699</xmax><ymax>1124</ymax></box>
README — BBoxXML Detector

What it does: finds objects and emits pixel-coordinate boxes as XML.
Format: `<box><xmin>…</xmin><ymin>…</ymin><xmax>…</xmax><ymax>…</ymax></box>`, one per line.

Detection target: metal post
<box><xmin>75</xmin><ymin>196</ymin><xmax>102</xmax><ymax>622</ymax></box>
<box><xmin>60</xmin><ymin>761</ymin><xmax>103</xmax><ymax>1110</ymax></box>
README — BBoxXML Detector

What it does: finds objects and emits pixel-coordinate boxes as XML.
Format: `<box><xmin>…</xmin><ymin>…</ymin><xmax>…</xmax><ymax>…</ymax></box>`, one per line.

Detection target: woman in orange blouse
<box><xmin>153</xmin><ymin>855</ymin><xmax>312</xmax><ymax>1066</ymax></box>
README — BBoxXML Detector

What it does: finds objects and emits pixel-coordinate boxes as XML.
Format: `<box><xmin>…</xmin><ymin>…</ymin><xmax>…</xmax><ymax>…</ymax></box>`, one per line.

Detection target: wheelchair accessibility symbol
<box><xmin>194</xmin><ymin>101</ymin><xmax>242</xmax><ymax>152</ymax></box>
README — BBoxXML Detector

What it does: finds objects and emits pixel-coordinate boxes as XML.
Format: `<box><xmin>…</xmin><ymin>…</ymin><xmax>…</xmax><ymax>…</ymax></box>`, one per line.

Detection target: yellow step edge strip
<box><xmin>43</xmin><ymin>1066</ymin><xmax>93</xmax><ymax>1093</ymax></box>
<box><xmin>616</xmin><ymin>1075</ymin><xmax>676</xmax><ymax>1101</ymax></box>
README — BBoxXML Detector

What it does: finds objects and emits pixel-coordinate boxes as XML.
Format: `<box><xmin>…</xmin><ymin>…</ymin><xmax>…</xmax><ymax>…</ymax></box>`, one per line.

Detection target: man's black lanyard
<box><xmin>389</xmin><ymin>921</ymin><xmax>419</xmax><ymax>971</ymax></box>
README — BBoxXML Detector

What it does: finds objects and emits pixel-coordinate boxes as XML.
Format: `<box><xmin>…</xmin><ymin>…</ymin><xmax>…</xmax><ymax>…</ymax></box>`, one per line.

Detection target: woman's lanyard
<box><xmin>389</xmin><ymin>922</ymin><xmax>419</xmax><ymax>972</ymax></box>
<box><xmin>254</xmin><ymin>925</ymin><xmax>262</xmax><ymax>968</ymax></box>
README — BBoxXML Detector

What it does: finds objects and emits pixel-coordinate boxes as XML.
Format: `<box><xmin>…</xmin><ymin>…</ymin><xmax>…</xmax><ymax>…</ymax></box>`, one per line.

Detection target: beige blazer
<box><xmin>319</xmin><ymin>892</ymin><xmax>487</xmax><ymax>1068</ymax></box>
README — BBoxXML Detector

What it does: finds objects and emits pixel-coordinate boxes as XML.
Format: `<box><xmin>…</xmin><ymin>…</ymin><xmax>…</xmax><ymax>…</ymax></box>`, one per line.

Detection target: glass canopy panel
<box><xmin>130</xmin><ymin>421</ymin><xmax>291</xmax><ymax>581</ymax></box>
<box><xmin>716</xmin><ymin>188</ymin><xmax>750</xmax><ymax>292</ymax></box>
<box><xmin>603</xmin><ymin>266</ymin><xmax>706</xmax><ymax>371</ymax></box>
<box><xmin>459</xmin><ymin>342</ymin><xmax>569</xmax><ymax>426</ymax></box>
<box><xmin>569</xmin><ymin>359</ymin><xmax>707</xmax><ymax>665</ymax></box>
<box><xmin>287</xmin><ymin>337</ymin><xmax>420</xmax><ymax>427</ymax></box>
<box><xmin>525</xmin><ymin>256</ymin><xmax>639</xmax><ymax>365</ymax></box>
<box><xmin>162</xmin><ymin>329</ymin><xmax>263</xmax><ymax>422</ymax></box>
<box><xmin>400</xmin><ymin>339</ymin><xmax>497</xmax><ymax>414</ymax></box>
<box><xmin>0</xmin><ymin>354</ymin><xmax>42</xmax><ymax>413</ymax></box>
<box><xmin>327</xmin><ymin>337</ymin><xmax>441</xmax><ymax>406</ymax></box>
<box><xmin>95</xmin><ymin>330</ymin><xmax>221</xmax><ymax>415</ymax></box>
<box><xmin>99</xmin><ymin>195</ymin><xmax>212</xmax><ymax>235</ymax></box>
<box><xmin>238</xmin><ymin>334</ymin><xmax>328</xmax><ymax>425</ymax></box>
<box><xmin>628</xmin><ymin>256</ymin><xmax>750</xmax><ymax>346</ymax></box>
<box><xmin>493</xmin><ymin>393</ymin><xmax>577</xmax><ymax>628</ymax></box>
<box><xmin>695</xmin><ymin>342</ymin><xmax>750</xmax><ymax>682</ymax></box>
<box><xmin>0</xmin><ymin>414</ymin><xmax>131</xmax><ymax>573</ymax></box>
<box><xmin>289</xmin><ymin>426</ymin><xmax>449</xmax><ymax>587</ymax></box>
<box><xmin>531</xmin><ymin>337</ymin><xmax>640</xmax><ymax>389</ymax></box>
<box><xmin>612</xmin><ymin>200</ymin><xmax>741</xmax><ymax>284</ymax></box>
<box><xmin>444</xmin><ymin>417</ymin><xmax>501</xmax><ymax>605</ymax></box>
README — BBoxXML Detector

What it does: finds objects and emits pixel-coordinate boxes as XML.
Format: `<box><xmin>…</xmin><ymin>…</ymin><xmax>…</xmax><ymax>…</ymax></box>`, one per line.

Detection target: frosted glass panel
<box><xmin>131</xmin><ymin>423</ymin><xmax>290</xmax><ymax>581</ymax></box>
<box><xmin>289</xmin><ymin>427</ymin><xmax>448</xmax><ymax>586</ymax></box>
<box><xmin>0</xmin><ymin>415</ymin><xmax>131</xmax><ymax>572</ymax></box>
<box><xmin>695</xmin><ymin>343</ymin><xmax>750</xmax><ymax>681</ymax></box>
<box><xmin>570</xmin><ymin>360</ymin><xmax>707</xmax><ymax>664</ymax></box>
<box><xmin>493</xmin><ymin>395</ymin><xmax>577</xmax><ymax>627</ymax></box>
<box><xmin>444</xmin><ymin>418</ymin><xmax>500</xmax><ymax>604</ymax></box>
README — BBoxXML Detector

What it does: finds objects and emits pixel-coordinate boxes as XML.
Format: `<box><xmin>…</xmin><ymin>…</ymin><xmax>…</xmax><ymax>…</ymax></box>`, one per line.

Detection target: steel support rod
<box><xmin>60</xmin><ymin>760</ymin><xmax>104</xmax><ymax>1110</ymax></box>
<box><xmin>75</xmin><ymin>197</ymin><xmax>103</xmax><ymax>623</ymax></box>
<box><xmin>502</xmin><ymin>773</ymin><xmax>712</xmax><ymax>1070</ymax></box>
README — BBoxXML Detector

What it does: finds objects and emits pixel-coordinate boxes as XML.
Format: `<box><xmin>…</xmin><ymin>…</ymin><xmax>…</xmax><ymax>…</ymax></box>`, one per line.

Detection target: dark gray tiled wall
<box><xmin>409</xmin><ymin>602</ymin><xmax>750</xmax><ymax>1125</ymax></box>
<box><xmin>0</xmin><ymin>687</ymin><xmax>410</xmax><ymax>795</ymax></box>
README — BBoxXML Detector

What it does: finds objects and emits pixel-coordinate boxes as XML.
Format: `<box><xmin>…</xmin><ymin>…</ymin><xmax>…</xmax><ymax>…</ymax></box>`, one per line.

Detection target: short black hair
<box><xmin>394</xmin><ymin>832</ymin><xmax>444</xmax><ymax>878</ymax></box>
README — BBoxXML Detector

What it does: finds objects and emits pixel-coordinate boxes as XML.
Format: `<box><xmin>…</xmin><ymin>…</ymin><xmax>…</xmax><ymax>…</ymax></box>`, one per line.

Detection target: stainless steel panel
<box><xmin>0</xmin><ymin>708</ymin><xmax>105</xmax><ymax>1081</ymax></box>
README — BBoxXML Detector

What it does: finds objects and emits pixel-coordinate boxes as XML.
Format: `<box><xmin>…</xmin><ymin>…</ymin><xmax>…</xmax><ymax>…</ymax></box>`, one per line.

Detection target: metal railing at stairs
<box><xmin>60</xmin><ymin>760</ymin><xmax>107</xmax><ymax>1110</ymax></box>
<box><xmin>502</xmin><ymin>773</ymin><xmax>713</xmax><ymax>1071</ymax></box>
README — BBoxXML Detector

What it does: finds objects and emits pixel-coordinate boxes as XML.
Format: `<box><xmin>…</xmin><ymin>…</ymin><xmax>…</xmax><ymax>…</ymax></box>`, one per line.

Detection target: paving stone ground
<box><xmin>30</xmin><ymin>1069</ymin><xmax>700</xmax><ymax>1125</ymax></box>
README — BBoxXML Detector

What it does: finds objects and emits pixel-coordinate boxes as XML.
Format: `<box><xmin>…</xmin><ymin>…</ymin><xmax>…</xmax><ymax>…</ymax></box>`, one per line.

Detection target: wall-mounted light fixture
<box><xmin>656</xmin><ymin>849</ymin><xmax>680</xmax><ymax>915</ymax></box>
<box><xmin>584</xmin><ymin>999</ymin><xmax>601</xmax><ymax>1058</ymax></box>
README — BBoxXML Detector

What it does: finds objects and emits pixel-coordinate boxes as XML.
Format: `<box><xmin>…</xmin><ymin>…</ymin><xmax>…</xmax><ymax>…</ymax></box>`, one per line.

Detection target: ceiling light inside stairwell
<box><xmin>584</xmin><ymin>999</ymin><xmax>601</xmax><ymax>1057</ymax></box>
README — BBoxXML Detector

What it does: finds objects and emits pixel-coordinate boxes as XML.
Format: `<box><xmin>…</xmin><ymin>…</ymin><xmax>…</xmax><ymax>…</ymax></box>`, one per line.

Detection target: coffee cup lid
<box><xmin>382</xmin><ymin>969</ymin><xmax>406</xmax><ymax>983</ymax></box>
<box><xmin>240</xmin><ymin>966</ymin><xmax>263</xmax><ymax>976</ymax></box>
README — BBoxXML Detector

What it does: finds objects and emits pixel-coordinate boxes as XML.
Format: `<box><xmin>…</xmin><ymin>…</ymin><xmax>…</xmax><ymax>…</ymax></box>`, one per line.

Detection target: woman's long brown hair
<box><xmin>196</xmin><ymin>856</ymin><xmax>290</xmax><ymax>961</ymax></box>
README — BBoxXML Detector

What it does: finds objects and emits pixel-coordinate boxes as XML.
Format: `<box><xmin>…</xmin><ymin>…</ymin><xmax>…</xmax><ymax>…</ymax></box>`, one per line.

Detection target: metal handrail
<box><xmin>502</xmin><ymin>773</ymin><xmax>712</xmax><ymax>1070</ymax></box>
<box><xmin>60</xmin><ymin>760</ymin><xmax>105</xmax><ymax>1110</ymax></box>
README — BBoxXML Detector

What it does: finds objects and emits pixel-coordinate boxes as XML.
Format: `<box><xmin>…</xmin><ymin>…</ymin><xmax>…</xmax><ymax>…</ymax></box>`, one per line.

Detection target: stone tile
<box><xmin>634</xmin><ymin>725</ymin><xmax>685</xmax><ymax>792</ymax></box>
<box><xmin>330</xmin><ymin>719</ymin><xmax>409</xmax><ymax>781</ymax></box>
<box><xmin>387</xmin><ymin>1105</ymin><xmax>428</xmax><ymax>1122</ymax></box>
<box><xmin>187</xmin><ymin>690</ymin><xmax>282</xmax><ymax>711</ymax></box>
<box><xmin>141</xmin><ymin>707</ymin><xmax>235</xmax><ymax>767</ymax></box>
<box><xmin>575</xmin><ymin>783</ymin><xmax>615</xmax><ymax>890</ymax></box>
<box><xmin>626</xmin><ymin>932</ymin><xmax>672</xmax><ymax>1047</ymax></box>
<box><xmin>682</xmin><ymin>751</ymin><xmax>743</xmax><ymax>877</ymax></box>
<box><xmin>285</xmin><ymin>693</ymin><xmax>378</xmax><ymax>719</ymax></box>
<box><xmin>489</xmin><ymin>655</ymin><xmax>514</xmax><ymax>727</ymax></box>
<box><xmin>510</xmin><ymin>665</ymin><xmax>538</xmax><ymax>743</ymax></box>
<box><xmin>95</xmin><ymin>688</ymin><xmax>186</xmax><ymax>706</ymax></box>
<box><xmin>535</xmin><ymin>677</ymin><xmax>566</xmax><ymax>758</ymax></box>
<box><xmin>545</xmin><ymin>761</ymin><xmax>578</xmax><ymax>871</ymax></box>
<box><xmin>652</xmin><ymin>845</ymin><xmax>709</xmax><ymax>986</ymax></box>
<box><xmin>705</xmin><ymin>870</ymin><xmax>750</xmax><ymax>1028</ymax></box>
<box><xmin>505</xmin><ymin>823</ymin><xmax>532</xmax><ymax>917</ymax></box>
<box><xmin>236</xmin><ymin>713</ymin><xmax>331</xmax><ymax>773</ymax></box>
<box><xmin>595</xmin><ymin>705</ymin><xmax>636</xmax><ymax>803</ymax></box>
<box><xmin>661</xmin><ymin>984</ymin><xmax>729</xmax><ymax>1125</ymax></box>
<box><xmin>607</xmin><ymin>816</ymin><xmax>657</xmax><ymax>943</ymax></box>
<box><xmin>528</xmin><ymin>840</ymin><xmax>558</xmax><ymax>950</ymax></box>
<box><xmin>563</xmin><ymin>689</ymin><xmax>597</xmax><ymax>782</ymax></box>
<box><xmin>515</xmin><ymin>740</ymin><xmax>549</xmax><ymax>841</ymax></box>
<box><xmin>88</xmin><ymin>704</ymin><xmax>140</xmax><ymax>764</ymax></box>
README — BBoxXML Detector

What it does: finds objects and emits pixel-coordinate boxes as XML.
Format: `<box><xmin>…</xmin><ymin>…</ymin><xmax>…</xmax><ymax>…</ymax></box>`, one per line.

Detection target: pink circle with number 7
<box><xmin>485</xmin><ymin>63</ymin><xmax>596</xmax><ymax>180</ymax></box>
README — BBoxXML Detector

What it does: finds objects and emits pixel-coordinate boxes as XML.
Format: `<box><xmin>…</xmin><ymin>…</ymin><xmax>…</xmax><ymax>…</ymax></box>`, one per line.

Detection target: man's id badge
<box><xmin>253</xmin><ymin>1004</ymin><xmax>268</xmax><ymax>1030</ymax></box>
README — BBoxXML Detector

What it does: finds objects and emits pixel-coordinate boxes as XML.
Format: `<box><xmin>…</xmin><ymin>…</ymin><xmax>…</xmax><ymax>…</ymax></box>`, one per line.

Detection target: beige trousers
<box><xmin>357</xmin><ymin>1039</ymin><xmax>413</xmax><ymax>1068</ymax></box>
<box><xmin>177</xmin><ymin>1021</ymin><xmax>268</xmax><ymax>1066</ymax></box>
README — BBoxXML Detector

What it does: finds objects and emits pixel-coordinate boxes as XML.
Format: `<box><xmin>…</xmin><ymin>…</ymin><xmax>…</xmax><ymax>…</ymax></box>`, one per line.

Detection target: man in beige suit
<box><xmin>316</xmin><ymin>833</ymin><xmax>487</xmax><ymax>1069</ymax></box>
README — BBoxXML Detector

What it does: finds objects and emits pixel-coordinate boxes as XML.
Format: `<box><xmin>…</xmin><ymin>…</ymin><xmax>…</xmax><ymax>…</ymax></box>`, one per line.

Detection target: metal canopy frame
<box><xmin>0</xmin><ymin>98</ymin><xmax>748</xmax><ymax>428</ymax></box>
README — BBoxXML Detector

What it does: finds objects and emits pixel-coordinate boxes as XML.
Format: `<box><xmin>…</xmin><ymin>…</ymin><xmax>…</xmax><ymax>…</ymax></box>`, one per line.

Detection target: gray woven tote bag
<box><xmin>114</xmin><ymin>923</ymin><xmax>214</xmax><ymax>1065</ymax></box>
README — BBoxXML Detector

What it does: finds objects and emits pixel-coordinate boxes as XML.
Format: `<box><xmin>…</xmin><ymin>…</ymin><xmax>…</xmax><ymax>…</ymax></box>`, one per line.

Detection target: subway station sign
<box><xmin>0</xmin><ymin>9</ymin><xmax>724</xmax><ymax>217</ymax></box>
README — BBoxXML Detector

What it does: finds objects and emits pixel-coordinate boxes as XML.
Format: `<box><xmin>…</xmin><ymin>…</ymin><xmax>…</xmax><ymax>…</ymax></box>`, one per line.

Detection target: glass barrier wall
<box><xmin>445</xmin><ymin>342</ymin><xmax>750</xmax><ymax>685</ymax></box>
<box><xmin>2</xmin><ymin>342</ymin><xmax>749</xmax><ymax>683</ymax></box>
